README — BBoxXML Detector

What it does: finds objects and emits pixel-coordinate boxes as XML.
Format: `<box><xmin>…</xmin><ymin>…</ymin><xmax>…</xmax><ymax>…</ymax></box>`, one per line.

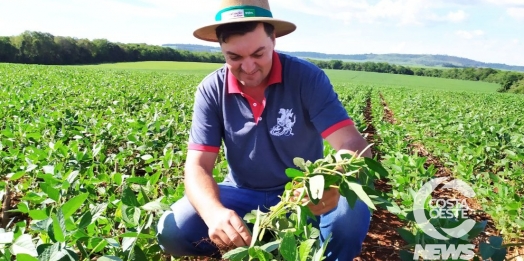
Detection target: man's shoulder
<box><xmin>198</xmin><ymin>64</ymin><xmax>227</xmax><ymax>90</ymax></box>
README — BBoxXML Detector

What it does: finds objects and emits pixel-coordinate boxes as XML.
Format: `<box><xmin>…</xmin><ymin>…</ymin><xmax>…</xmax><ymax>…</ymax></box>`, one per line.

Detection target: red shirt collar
<box><xmin>227</xmin><ymin>51</ymin><xmax>282</xmax><ymax>94</ymax></box>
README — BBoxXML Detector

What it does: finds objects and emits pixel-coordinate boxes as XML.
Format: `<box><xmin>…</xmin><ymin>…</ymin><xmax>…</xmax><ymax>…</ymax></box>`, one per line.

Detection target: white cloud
<box><xmin>507</xmin><ymin>7</ymin><xmax>524</xmax><ymax>21</ymax></box>
<box><xmin>275</xmin><ymin>0</ymin><xmax>458</xmax><ymax>25</ymax></box>
<box><xmin>272</xmin><ymin>0</ymin><xmax>470</xmax><ymax>26</ymax></box>
<box><xmin>484</xmin><ymin>0</ymin><xmax>524</xmax><ymax>7</ymax></box>
<box><xmin>446</xmin><ymin>10</ymin><xmax>468</xmax><ymax>22</ymax></box>
<box><xmin>140</xmin><ymin>0</ymin><xmax>218</xmax><ymax>14</ymax></box>
<box><xmin>427</xmin><ymin>9</ymin><xmax>468</xmax><ymax>23</ymax></box>
<box><xmin>455</xmin><ymin>30</ymin><xmax>485</xmax><ymax>39</ymax></box>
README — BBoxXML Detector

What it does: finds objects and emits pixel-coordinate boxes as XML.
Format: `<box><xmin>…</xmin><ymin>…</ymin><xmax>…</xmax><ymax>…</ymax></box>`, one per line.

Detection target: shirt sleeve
<box><xmin>188</xmin><ymin>84</ymin><xmax>222</xmax><ymax>153</ymax></box>
<box><xmin>301</xmin><ymin>66</ymin><xmax>354</xmax><ymax>139</ymax></box>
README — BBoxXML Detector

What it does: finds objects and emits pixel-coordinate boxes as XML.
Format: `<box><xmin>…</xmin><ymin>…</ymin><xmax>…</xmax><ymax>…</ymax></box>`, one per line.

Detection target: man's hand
<box><xmin>292</xmin><ymin>187</ymin><xmax>341</xmax><ymax>216</ymax></box>
<box><xmin>205</xmin><ymin>207</ymin><xmax>252</xmax><ymax>249</ymax></box>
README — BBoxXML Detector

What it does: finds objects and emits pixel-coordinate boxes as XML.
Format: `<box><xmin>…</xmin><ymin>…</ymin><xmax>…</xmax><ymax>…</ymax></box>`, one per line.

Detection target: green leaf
<box><xmin>75</xmin><ymin>240</ymin><xmax>89</xmax><ymax>260</ymax></box>
<box><xmin>222</xmin><ymin>246</ymin><xmax>249</xmax><ymax>260</ymax></box>
<box><xmin>280</xmin><ymin>232</ymin><xmax>297</xmax><ymax>261</ymax></box>
<box><xmin>141</xmin><ymin>200</ymin><xmax>170</xmax><ymax>211</ymax></box>
<box><xmin>122</xmin><ymin>237</ymin><xmax>136</xmax><ymax>252</ymax></box>
<box><xmin>40</xmin><ymin>183</ymin><xmax>60</xmax><ymax>202</ymax></box>
<box><xmin>285</xmin><ymin>168</ymin><xmax>305</xmax><ymax>178</ymax></box>
<box><xmin>61</xmin><ymin>193</ymin><xmax>88</xmax><ymax>219</ymax></box>
<box><xmin>323</xmin><ymin>174</ymin><xmax>341</xmax><ymax>188</ymax></box>
<box><xmin>78</xmin><ymin>210</ymin><xmax>93</xmax><ymax>229</ymax></box>
<box><xmin>97</xmin><ymin>256</ymin><xmax>123</xmax><ymax>261</ymax></box>
<box><xmin>17</xmin><ymin>202</ymin><xmax>29</xmax><ymax>214</ymax></box>
<box><xmin>38</xmin><ymin>242</ymin><xmax>73</xmax><ymax>261</ymax></box>
<box><xmin>399</xmin><ymin>250</ymin><xmax>415</xmax><ymax>261</ymax></box>
<box><xmin>489</xmin><ymin>236</ymin><xmax>503</xmax><ymax>248</ymax></box>
<box><xmin>9</xmin><ymin>171</ymin><xmax>25</xmax><ymax>181</ymax></box>
<box><xmin>87</xmin><ymin>238</ymin><xmax>108</xmax><ymax>252</ymax></box>
<box><xmin>15</xmin><ymin>254</ymin><xmax>39</xmax><ymax>261</ymax></box>
<box><xmin>42</xmin><ymin>165</ymin><xmax>54</xmax><ymax>175</ymax></box>
<box><xmin>339</xmin><ymin>182</ymin><xmax>358</xmax><ymax>209</ymax></box>
<box><xmin>149</xmin><ymin>171</ymin><xmax>161</xmax><ymax>186</ymax></box>
<box><xmin>396</xmin><ymin>228</ymin><xmax>416</xmax><ymax>244</ymax></box>
<box><xmin>140</xmin><ymin>154</ymin><xmax>153</xmax><ymax>161</ymax></box>
<box><xmin>90</xmin><ymin>203</ymin><xmax>108</xmax><ymax>222</ymax></box>
<box><xmin>260</xmin><ymin>240</ymin><xmax>280</xmax><ymax>253</ymax></box>
<box><xmin>129</xmin><ymin>245</ymin><xmax>148</xmax><ymax>261</ymax></box>
<box><xmin>113</xmin><ymin>173</ymin><xmax>123</xmax><ymax>186</ymax></box>
<box><xmin>344</xmin><ymin>181</ymin><xmax>376</xmax><ymax>210</ymax></box>
<box><xmin>10</xmin><ymin>234</ymin><xmax>37</xmax><ymax>257</ymax></box>
<box><xmin>125</xmin><ymin>177</ymin><xmax>148</xmax><ymax>185</ymax></box>
<box><xmin>52</xmin><ymin>210</ymin><xmax>66</xmax><ymax>243</ymax></box>
<box><xmin>250</xmin><ymin>208</ymin><xmax>262</xmax><ymax>248</ymax></box>
<box><xmin>122</xmin><ymin>186</ymin><xmax>141</xmax><ymax>207</ymax></box>
<box><xmin>118</xmin><ymin>232</ymin><xmax>155</xmax><ymax>239</ymax></box>
<box><xmin>121</xmin><ymin>205</ymin><xmax>141</xmax><ymax>227</ymax></box>
<box><xmin>247</xmin><ymin>246</ymin><xmax>269</xmax><ymax>261</ymax></box>
<box><xmin>0</xmin><ymin>231</ymin><xmax>14</xmax><ymax>244</ymax></box>
<box><xmin>467</xmin><ymin>220</ymin><xmax>487</xmax><ymax>239</ymax></box>
<box><xmin>363</xmin><ymin>186</ymin><xmax>402</xmax><ymax>214</ymax></box>
<box><xmin>364</xmin><ymin>157</ymin><xmax>389</xmax><ymax>178</ymax></box>
<box><xmin>491</xmin><ymin>248</ymin><xmax>507</xmax><ymax>261</ymax></box>
<box><xmin>293</xmin><ymin>157</ymin><xmax>307</xmax><ymax>170</ymax></box>
<box><xmin>479</xmin><ymin>242</ymin><xmax>495</xmax><ymax>260</ymax></box>
<box><xmin>299</xmin><ymin>239</ymin><xmax>316</xmax><ymax>261</ymax></box>
<box><xmin>305</xmin><ymin>178</ymin><xmax>320</xmax><ymax>205</ymax></box>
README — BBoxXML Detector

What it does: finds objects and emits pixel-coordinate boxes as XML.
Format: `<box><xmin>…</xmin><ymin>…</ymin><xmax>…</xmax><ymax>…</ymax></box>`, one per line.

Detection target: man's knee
<box><xmin>320</xmin><ymin>198</ymin><xmax>371</xmax><ymax>260</ymax></box>
<box><xmin>156</xmin><ymin>210</ymin><xmax>187</xmax><ymax>257</ymax></box>
<box><xmin>156</xmin><ymin>199</ymin><xmax>217</xmax><ymax>258</ymax></box>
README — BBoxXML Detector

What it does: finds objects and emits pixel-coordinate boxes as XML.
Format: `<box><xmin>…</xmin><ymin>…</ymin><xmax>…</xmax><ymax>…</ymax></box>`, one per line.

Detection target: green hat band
<box><xmin>215</xmin><ymin>5</ymin><xmax>273</xmax><ymax>22</ymax></box>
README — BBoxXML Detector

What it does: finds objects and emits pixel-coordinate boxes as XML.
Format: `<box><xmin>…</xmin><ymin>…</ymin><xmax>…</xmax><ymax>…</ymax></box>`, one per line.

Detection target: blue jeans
<box><xmin>156</xmin><ymin>183</ymin><xmax>371</xmax><ymax>260</ymax></box>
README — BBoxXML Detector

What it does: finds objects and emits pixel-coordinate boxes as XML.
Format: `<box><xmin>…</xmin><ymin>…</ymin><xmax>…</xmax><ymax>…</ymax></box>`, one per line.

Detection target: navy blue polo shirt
<box><xmin>188</xmin><ymin>51</ymin><xmax>353</xmax><ymax>191</ymax></box>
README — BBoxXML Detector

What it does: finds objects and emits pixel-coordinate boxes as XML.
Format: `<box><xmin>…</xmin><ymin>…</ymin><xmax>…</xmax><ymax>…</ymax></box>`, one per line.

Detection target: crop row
<box><xmin>380</xmin><ymin>88</ymin><xmax>524</xmax><ymax>239</ymax></box>
<box><xmin>0</xmin><ymin>63</ymin><xmax>205</xmax><ymax>260</ymax></box>
<box><xmin>364</xmin><ymin>86</ymin><xmax>523</xmax><ymax>260</ymax></box>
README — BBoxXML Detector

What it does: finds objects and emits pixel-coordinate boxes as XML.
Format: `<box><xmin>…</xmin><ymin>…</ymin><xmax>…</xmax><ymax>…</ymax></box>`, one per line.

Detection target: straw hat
<box><xmin>193</xmin><ymin>0</ymin><xmax>297</xmax><ymax>42</ymax></box>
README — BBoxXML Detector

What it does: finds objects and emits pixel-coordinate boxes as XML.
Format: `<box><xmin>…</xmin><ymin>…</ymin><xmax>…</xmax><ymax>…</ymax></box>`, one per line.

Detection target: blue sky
<box><xmin>1</xmin><ymin>0</ymin><xmax>523</xmax><ymax>66</ymax></box>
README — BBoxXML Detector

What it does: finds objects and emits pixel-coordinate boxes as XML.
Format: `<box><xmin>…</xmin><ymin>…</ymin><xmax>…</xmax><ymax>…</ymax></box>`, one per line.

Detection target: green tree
<box><xmin>330</xmin><ymin>60</ymin><xmax>343</xmax><ymax>70</ymax></box>
<box><xmin>508</xmin><ymin>79</ymin><xmax>524</xmax><ymax>94</ymax></box>
<box><xmin>0</xmin><ymin>37</ymin><xmax>17</xmax><ymax>62</ymax></box>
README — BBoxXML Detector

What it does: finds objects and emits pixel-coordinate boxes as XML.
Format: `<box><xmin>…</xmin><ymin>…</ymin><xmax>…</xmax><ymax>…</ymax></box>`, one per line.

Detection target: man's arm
<box><xmin>184</xmin><ymin>150</ymin><xmax>222</xmax><ymax>222</ymax></box>
<box><xmin>296</xmin><ymin>124</ymin><xmax>372</xmax><ymax>215</ymax></box>
<box><xmin>325</xmin><ymin>124</ymin><xmax>372</xmax><ymax>159</ymax></box>
<box><xmin>184</xmin><ymin>150</ymin><xmax>252</xmax><ymax>248</ymax></box>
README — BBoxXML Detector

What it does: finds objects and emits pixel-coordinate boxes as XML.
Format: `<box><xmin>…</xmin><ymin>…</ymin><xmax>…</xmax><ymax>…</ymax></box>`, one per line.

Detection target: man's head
<box><xmin>193</xmin><ymin>0</ymin><xmax>296</xmax><ymax>88</ymax></box>
<box><xmin>193</xmin><ymin>0</ymin><xmax>296</xmax><ymax>42</ymax></box>
<box><xmin>216</xmin><ymin>21</ymin><xmax>275</xmax><ymax>44</ymax></box>
<box><xmin>218</xmin><ymin>22</ymin><xmax>276</xmax><ymax>88</ymax></box>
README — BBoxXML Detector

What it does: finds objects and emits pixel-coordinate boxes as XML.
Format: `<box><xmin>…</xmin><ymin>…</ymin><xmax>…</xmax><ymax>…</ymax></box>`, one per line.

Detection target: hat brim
<box><xmin>193</xmin><ymin>18</ymin><xmax>296</xmax><ymax>42</ymax></box>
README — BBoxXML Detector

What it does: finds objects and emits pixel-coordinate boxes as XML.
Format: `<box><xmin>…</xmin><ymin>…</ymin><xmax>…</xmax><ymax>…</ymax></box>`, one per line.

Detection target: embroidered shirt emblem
<box><xmin>270</xmin><ymin>108</ymin><xmax>296</xmax><ymax>136</ymax></box>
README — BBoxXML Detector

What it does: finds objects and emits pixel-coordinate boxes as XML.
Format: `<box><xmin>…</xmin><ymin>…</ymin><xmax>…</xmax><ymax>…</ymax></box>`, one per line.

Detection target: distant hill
<box><xmin>163</xmin><ymin>44</ymin><xmax>524</xmax><ymax>72</ymax></box>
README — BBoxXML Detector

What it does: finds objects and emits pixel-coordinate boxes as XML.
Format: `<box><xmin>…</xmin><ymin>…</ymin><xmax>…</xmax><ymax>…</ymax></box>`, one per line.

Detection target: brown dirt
<box><xmin>354</xmin><ymin>95</ymin><xmax>407</xmax><ymax>261</ymax></box>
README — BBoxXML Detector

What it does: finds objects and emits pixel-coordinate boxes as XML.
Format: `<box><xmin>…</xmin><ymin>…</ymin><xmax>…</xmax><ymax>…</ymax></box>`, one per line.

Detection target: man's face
<box><xmin>220</xmin><ymin>23</ymin><xmax>276</xmax><ymax>89</ymax></box>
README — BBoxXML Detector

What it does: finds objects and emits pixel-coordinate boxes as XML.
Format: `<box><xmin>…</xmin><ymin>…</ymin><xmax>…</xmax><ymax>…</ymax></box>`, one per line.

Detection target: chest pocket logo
<box><xmin>270</xmin><ymin>108</ymin><xmax>296</xmax><ymax>136</ymax></box>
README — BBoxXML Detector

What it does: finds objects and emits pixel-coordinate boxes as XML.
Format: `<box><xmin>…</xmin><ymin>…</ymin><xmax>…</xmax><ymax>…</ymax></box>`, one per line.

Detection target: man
<box><xmin>156</xmin><ymin>0</ymin><xmax>372</xmax><ymax>260</ymax></box>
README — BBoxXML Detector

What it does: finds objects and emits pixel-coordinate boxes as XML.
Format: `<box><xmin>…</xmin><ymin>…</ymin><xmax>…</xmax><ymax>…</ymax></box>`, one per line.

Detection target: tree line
<box><xmin>306</xmin><ymin>59</ymin><xmax>524</xmax><ymax>93</ymax></box>
<box><xmin>0</xmin><ymin>31</ymin><xmax>225</xmax><ymax>65</ymax></box>
<box><xmin>1</xmin><ymin>31</ymin><xmax>523</xmax><ymax>94</ymax></box>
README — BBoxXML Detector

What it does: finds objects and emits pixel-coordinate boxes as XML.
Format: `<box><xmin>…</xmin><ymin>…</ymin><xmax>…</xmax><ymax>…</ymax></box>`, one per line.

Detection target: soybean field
<box><xmin>0</xmin><ymin>62</ymin><xmax>522</xmax><ymax>261</ymax></box>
